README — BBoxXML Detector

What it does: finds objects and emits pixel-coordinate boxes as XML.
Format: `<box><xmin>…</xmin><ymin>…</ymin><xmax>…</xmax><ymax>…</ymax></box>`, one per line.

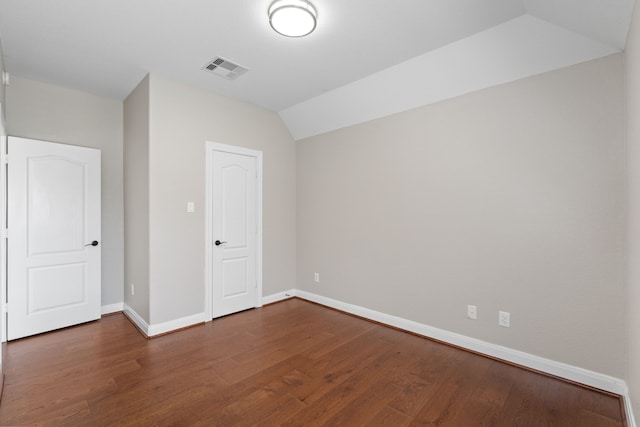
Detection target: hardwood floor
<box><xmin>0</xmin><ymin>298</ymin><xmax>625</xmax><ymax>426</ymax></box>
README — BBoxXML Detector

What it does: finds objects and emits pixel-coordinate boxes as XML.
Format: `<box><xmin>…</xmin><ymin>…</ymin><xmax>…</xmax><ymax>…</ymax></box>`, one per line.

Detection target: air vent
<box><xmin>202</xmin><ymin>57</ymin><xmax>249</xmax><ymax>80</ymax></box>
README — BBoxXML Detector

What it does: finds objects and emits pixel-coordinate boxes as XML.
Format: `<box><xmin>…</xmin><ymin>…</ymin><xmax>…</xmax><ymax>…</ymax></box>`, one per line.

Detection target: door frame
<box><xmin>204</xmin><ymin>141</ymin><xmax>263</xmax><ymax>320</ymax></box>
<box><xmin>0</xmin><ymin>105</ymin><xmax>6</xmax><ymax>345</ymax></box>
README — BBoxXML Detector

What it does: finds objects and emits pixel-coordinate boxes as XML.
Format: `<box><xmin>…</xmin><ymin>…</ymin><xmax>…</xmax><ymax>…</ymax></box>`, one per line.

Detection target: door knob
<box><xmin>214</xmin><ymin>240</ymin><xmax>227</xmax><ymax>246</ymax></box>
<box><xmin>85</xmin><ymin>240</ymin><xmax>99</xmax><ymax>247</ymax></box>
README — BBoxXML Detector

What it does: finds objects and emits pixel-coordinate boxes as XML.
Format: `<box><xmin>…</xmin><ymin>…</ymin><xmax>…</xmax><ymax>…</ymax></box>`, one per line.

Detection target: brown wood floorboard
<box><xmin>0</xmin><ymin>298</ymin><xmax>625</xmax><ymax>426</ymax></box>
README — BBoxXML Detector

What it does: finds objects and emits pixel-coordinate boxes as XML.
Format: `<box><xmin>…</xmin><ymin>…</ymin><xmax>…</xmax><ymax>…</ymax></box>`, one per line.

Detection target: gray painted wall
<box><xmin>6</xmin><ymin>76</ymin><xmax>125</xmax><ymax>308</ymax></box>
<box><xmin>146</xmin><ymin>74</ymin><xmax>296</xmax><ymax>324</ymax></box>
<box><xmin>297</xmin><ymin>54</ymin><xmax>626</xmax><ymax>378</ymax></box>
<box><xmin>123</xmin><ymin>75</ymin><xmax>150</xmax><ymax>321</ymax></box>
<box><xmin>626</xmin><ymin>0</ymin><xmax>640</xmax><ymax>421</ymax></box>
<box><xmin>2</xmin><ymin>42</ymin><xmax>633</xmax><ymax>418</ymax></box>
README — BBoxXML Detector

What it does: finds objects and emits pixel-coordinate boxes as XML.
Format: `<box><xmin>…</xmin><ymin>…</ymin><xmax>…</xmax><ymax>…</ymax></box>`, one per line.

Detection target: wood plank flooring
<box><xmin>0</xmin><ymin>298</ymin><xmax>626</xmax><ymax>426</ymax></box>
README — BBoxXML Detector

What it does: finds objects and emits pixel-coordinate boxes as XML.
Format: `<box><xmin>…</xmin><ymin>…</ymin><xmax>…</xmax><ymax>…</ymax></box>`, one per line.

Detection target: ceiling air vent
<box><xmin>202</xmin><ymin>56</ymin><xmax>249</xmax><ymax>80</ymax></box>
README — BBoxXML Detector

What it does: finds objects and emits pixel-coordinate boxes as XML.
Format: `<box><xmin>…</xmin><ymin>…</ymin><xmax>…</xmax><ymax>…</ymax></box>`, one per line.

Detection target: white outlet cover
<box><xmin>467</xmin><ymin>305</ymin><xmax>477</xmax><ymax>320</ymax></box>
<box><xmin>499</xmin><ymin>311</ymin><xmax>510</xmax><ymax>327</ymax></box>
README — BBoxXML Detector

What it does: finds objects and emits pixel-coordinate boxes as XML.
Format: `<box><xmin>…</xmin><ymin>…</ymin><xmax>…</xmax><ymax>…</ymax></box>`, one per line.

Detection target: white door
<box><xmin>7</xmin><ymin>137</ymin><xmax>101</xmax><ymax>340</ymax></box>
<box><xmin>208</xmin><ymin>143</ymin><xmax>262</xmax><ymax>319</ymax></box>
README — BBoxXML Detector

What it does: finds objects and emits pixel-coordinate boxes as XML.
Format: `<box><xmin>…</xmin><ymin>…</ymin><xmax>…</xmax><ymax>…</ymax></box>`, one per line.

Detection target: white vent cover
<box><xmin>202</xmin><ymin>57</ymin><xmax>249</xmax><ymax>80</ymax></box>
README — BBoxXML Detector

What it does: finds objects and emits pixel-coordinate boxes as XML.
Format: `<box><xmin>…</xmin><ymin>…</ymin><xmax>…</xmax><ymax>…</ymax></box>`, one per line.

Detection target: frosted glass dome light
<box><xmin>269</xmin><ymin>0</ymin><xmax>317</xmax><ymax>38</ymax></box>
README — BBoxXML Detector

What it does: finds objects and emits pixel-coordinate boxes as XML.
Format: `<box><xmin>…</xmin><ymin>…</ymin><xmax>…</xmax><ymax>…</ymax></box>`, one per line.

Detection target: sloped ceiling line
<box><xmin>0</xmin><ymin>0</ymin><xmax>634</xmax><ymax>139</ymax></box>
<box><xmin>280</xmin><ymin>14</ymin><xmax>621</xmax><ymax>141</ymax></box>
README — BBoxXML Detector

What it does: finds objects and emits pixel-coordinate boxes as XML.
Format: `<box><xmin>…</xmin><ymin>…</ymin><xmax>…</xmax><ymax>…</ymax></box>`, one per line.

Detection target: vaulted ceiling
<box><xmin>0</xmin><ymin>0</ymin><xmax>635</xmax><ymax>139</ymax></box>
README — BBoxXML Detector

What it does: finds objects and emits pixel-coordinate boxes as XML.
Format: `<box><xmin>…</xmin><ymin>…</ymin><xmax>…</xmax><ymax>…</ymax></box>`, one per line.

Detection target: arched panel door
<box><xmin>7</xmin><ymin>137</ymin><xmax>101</xmax><ymax>340</ymax></box>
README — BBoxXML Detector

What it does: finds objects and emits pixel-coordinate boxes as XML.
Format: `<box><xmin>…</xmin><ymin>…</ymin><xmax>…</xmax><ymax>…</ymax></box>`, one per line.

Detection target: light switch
<box><xmin>187</xmin><ymin>202</ymin><xmax>195</xmax><ymax>213</ymax></box>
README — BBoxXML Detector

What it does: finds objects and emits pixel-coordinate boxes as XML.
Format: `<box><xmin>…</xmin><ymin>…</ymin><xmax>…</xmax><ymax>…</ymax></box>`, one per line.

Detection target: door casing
<box><xmin>205</xmin><ymin>141</ymin><xmax>263</xmax><ymax>320</ymax></box>
<box><xmin>0</xmin><ymin>105</ymin><xmax>6</xmax><ymax>351</ymax></box>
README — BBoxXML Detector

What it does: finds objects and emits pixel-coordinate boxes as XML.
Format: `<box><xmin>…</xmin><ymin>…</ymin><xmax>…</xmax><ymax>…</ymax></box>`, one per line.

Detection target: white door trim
<box><xmin>0</xmin><ymin>105</ymin><xmax>7</xmax><ymax>343</ymax></box>
<box><xmin>205</xmin><ymin>141</ymin><xmax>263</xmax><ymax>320</ymax></box>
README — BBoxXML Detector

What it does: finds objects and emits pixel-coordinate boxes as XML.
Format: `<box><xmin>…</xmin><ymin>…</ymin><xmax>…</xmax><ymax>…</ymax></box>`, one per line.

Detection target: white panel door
<box><xmin>8</xmin><ymin>137</ymin><xmax>101</xmax><ymax>340</ymax></box>
<box><xmin>211</xmin><ymin>149</ymin><xmax>259</xmax><ymax>318</ymax></box>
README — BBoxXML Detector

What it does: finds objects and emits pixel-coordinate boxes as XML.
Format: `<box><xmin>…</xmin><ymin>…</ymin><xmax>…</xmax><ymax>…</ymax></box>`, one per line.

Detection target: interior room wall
<box><xmin>5</xmin><ymin>76</ymin><xmax>125</xmax><ymax>308</ymax></box>
<box><xmin>123</xmin><ymin>75</ymin><xmax>150</xmax><ymax>321</ymax></box>
<box><xmin>626</xmin><ymin>0</ymin><xmax>640</xmax><ymax>421</ymax></box>
<box><xmin>297</xmin><ymin>53</ymin><xmax>626</xmax><ymax>378</ymax></box>
<box><xmin>147</xmin><ymin>74</ymin><xmax>296</xmax><ymax>325</ymax></box>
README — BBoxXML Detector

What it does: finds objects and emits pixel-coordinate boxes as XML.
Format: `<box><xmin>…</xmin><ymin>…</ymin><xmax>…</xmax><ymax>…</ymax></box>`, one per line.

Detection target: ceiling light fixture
<box><xmin>269</xmin><ymin>0</ymin><xmax>317</xmax><ymax>38</ymax></box>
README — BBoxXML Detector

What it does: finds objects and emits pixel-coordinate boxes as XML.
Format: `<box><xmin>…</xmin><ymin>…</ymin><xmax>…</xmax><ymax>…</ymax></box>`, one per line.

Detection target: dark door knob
<box><xmin>85</xmin><ymin>240</ymin><xmax>99</xmax><ymax>247</ymax></box>
<box><xmin>214</xmin><ymin>240</ymin><xmax>227</xmax><ymax>246</ymax></box>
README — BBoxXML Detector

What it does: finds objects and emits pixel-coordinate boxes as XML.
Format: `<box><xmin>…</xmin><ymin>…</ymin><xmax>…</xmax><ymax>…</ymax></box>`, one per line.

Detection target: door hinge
<box><xmin>1</xmin><ymin>154</ymin><xmax>7</xmax><ymax>164</ymax></box>
<box><xmin>3</xmin><ymin>303</ymin><xmax>7</xmax><ymax>313</ymax></box>
<box><xmin>2</xmin><ymin>229</ymin><xmax>7</xmax><ymax>239</ymax></box>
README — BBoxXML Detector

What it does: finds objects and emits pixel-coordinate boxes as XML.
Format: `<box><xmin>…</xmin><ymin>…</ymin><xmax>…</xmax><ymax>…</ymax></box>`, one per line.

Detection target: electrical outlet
<box><xmin>499</xmin><ymin>311</ymin><xmax>510</xmax><ymax>327</ymax></box>
<box><xmin>467</xmin><ymin>305</ymin><xmax>477</xmax><ymax>320</ymax></box>
<box><xmin>131</xmin><ymin>283</ymin><xmax>135</xmax><ymax>296</ymax></box>
<box><xmin>314</xmin><ymin>272</ymin><xmax>320</xmax><ymax>283</ymax></box>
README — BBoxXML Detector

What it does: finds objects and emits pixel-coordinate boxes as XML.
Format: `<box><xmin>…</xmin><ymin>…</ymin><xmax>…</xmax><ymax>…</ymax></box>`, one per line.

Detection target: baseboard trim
<box><xmin>294</xmin><ymin>289</ymin><xmax>628</xmax><ymax>397</ymax></box>
<box><xmin>101</xmin><ymin>302</ymin><xmax>124</xmax><ymax>315</ymax></box>
<box><xmin>123</xmin><ymin>304</ymin><xmax>150</xmax><ymax>337</ymax></box>
<box><xmin>625</xmin><ymin>389</ymin><xmax>637</xmax><ymax>427</ymax></box>
<box><xmin>119</xmin><ymin>289</ymin><xmax>635</xmax><ymax>426</ymax></box>
<box><xmin>147</xmin><ymin>312</ymin><xmax>207</xmax><ymax>337</ymax></box>
<box><xmin>262</xmin><ymin>290</ymin><xmax>296</xmax><ymax>305</ymax></box>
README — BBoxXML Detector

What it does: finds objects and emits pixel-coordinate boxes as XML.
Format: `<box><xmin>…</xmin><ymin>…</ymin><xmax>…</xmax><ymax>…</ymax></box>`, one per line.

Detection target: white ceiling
<box><xmin>0</xmin><ymin>0</ymin><xmax>635</xmax><ymax>139</ymax></box>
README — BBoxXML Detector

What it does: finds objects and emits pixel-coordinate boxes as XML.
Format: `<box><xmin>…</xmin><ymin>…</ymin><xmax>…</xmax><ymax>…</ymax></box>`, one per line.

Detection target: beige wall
<box><xmin>147</xmin><ymin>74</ymin><xmax>296</xmax><ymax>324</ymax></box>
<box><xmin>123</xmin><ymin>75</ymin><xmax>150</xmax><ymax>321</ymax></box>
<box><xmin>1</xmin><ymin>35</ymin><xmax>631</xmax><ymax>411</ymax></box>
<box><xmin>297</xmin><ymin>54</ymin><xmax>626</xmax><ymax>377</ymax></box>
<box><xmin>6</xmin><ymin>76</ymin><xmax>125</xmax><ymax>307</ymax></box>
<box><xmin>627</xmin><ymin>0</ymin><xmax>640</xmax><ymax>421</ymax></box>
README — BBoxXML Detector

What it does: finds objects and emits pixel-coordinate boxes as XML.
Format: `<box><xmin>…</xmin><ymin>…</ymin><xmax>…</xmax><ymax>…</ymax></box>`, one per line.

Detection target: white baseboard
<box><xmin>119</xmin><ymin>289</ymin><xmax>636</xmax><ymax>426</ymax></box>
<box><xmin>625</xmin><ymin>389</ymin><xmax>637</xmax><ymax>427</ymax></box>
<box><xmin>262</xmin><ymin>289</ymin><xmax>296</xmax><ymax>305</ymax></box>
<box><xmin>101</xmin><ymin>302</ymin><xmax>124</xmax><ymax>315</ymax></box>
<box><xmin>147</xmin><ymin>312</ymin><xmax>207</xmax><ymax>337</ymax></box>
<box><xmin>123</xmin><ymin>305</ymin><xmax>206</xmax><ymax>338</ymax></box>
<box><xmin>123</xmin><ymin>304</ymin><xmax>150</xmax><ymax>336</ymax></box>
<box><xmin>123</xmin><ymin>289</ymin><xmax>296</xmax><ymax>337</ymax></box>
<box><xmin>294</xmin><ymin>289</ymin><xmax>628</xmax><ymax>396</ymax></box>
